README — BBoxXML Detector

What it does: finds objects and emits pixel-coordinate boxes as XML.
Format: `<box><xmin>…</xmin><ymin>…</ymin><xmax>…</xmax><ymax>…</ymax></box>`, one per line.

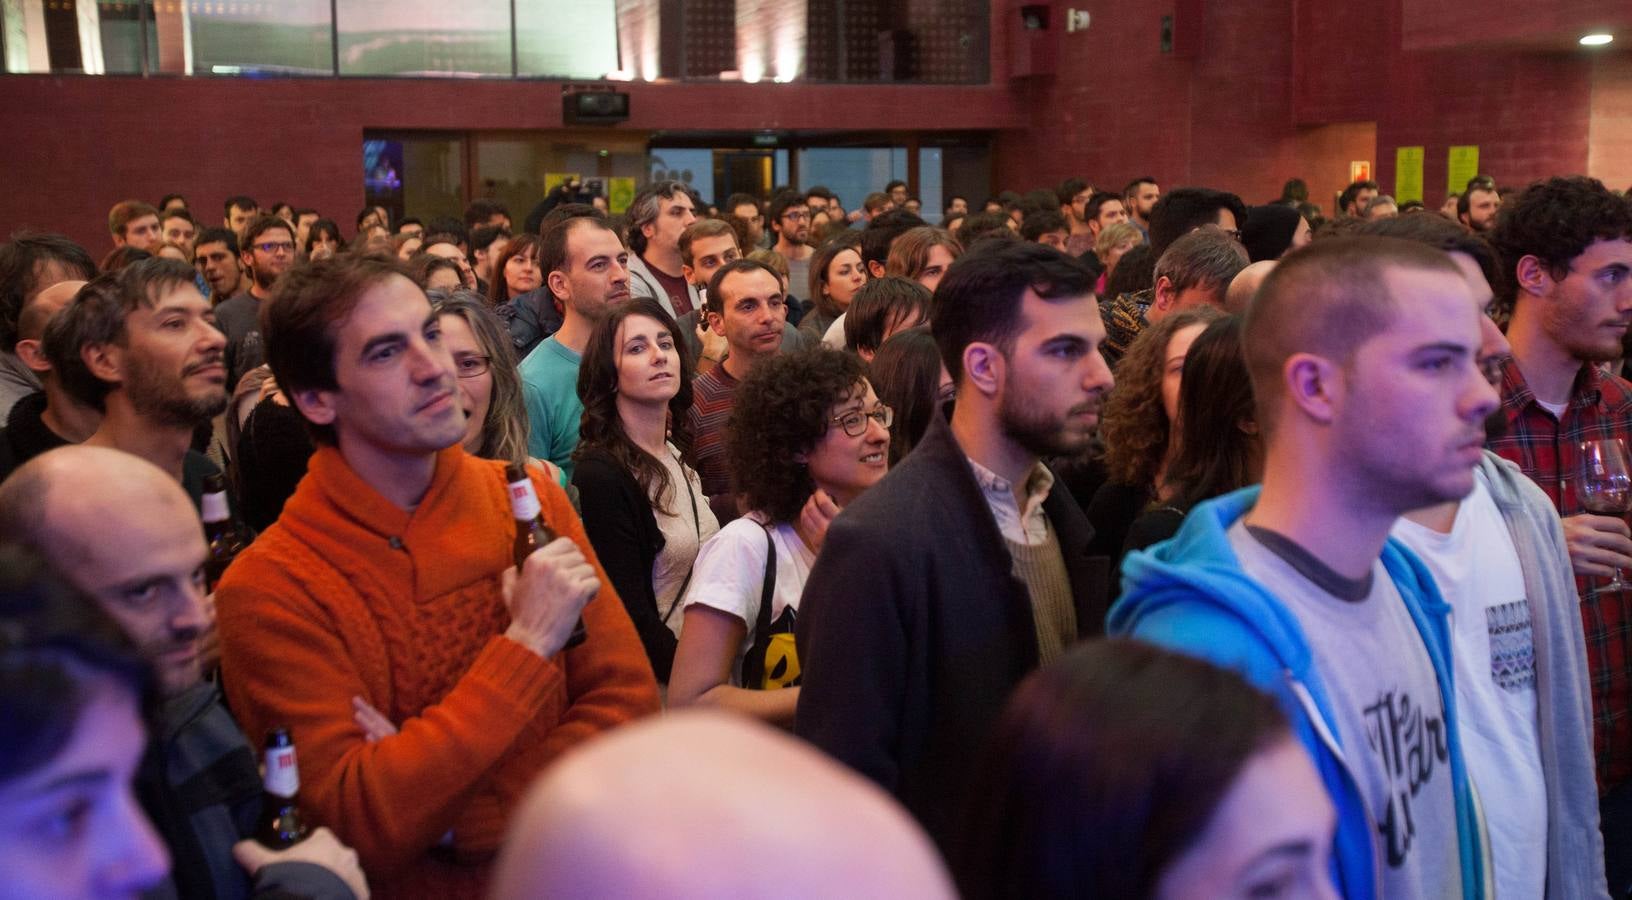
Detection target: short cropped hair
<box><xmin>862</xmin><ymin>192</ymin><xmax>891</xmax><ymax>214</ymax></box>
<box><xmin>241</xmin><ymin>215</ymin><xmax>294</xmax><ymax>252</ymax></box>
<box><xmin>679</xmin><ymin>218</ymin><xmax>739</xmax><ymax>267</ymax></box>
<box><xmin>1155</xmin><ymin>229</ymin><xmax>1249</xmax><ymax>295</ymax></box>
<box><xmin>1355</xmin><ymin>211</ymin><xmax>1501</xmax><ymax>296</ymax></box>
<box><xmin>707</xmin><ymin>258</ymin><xmax>783</xmax><ymax>316</ymax></box>
<box><xmin>262</xmin><ymin>255</ymin><xmax>414</xmax><ymax>445</ymax></box>
<box><xmin>463</xmin><ymin>199</ymin><xmax>510</xmax><ymax>231</ymax></box>
<box><xmin>861</xmin><ymin>209</ymin><xmax>927</xmax><ymax>270</ymax></box>
<box><xmin>1148</xmin><ymin>188</ymin><xmax>1247</xmax><ymax>260</ymax></box>
<box><xmin>1337</xmin><ymin>180</ymin><xmax>1379</xmax><ymax>214</ymax></box>
<box><xmin>845</xmin><ymin>276</ymin><xmax>933</xmax><ymax>355</ymax></box>
<box><xmin>1243</xmin><ymin>236</ymin><xmax>1461</xmax><ymax>432</ymax></box>
<box><xmin>932</xmin><ymin>241</ymin><xmax>1096</xmax><ymax>385</ymax></box>
<box><xmin>1083</xmin><ymin>193</ymin><xmax>1123</xmax><ymax>223</ymax></box>
<box><xmin>627</xmin><ymin>181</ymin><xmax>691</xmax><ymax>256</ymax></box>
<box><xmin>1056</xmin><ymin>178</ymin><xmax>1090</xmax><ymax>207</ymax></box>
<box><xmin>538</xmin><ymin>214</ymin><xmax>617</xmax><ymax>302</ymax></box>
<box><xmin>1488</xmin><ymin>176</ymin><xmax>1632</xmax><ymax>313</ymax></box>
<box><xmin>1020</xmin><ymin>210</ymin><xmax>1069</xmax><ymax>242</ymax></box>
<box><xmin>107</xmin><ymin>200</ymin><xmax>159</xmax><ymax>239</ymax></box>
<box><xmin>45</xmin><ymin>260</ymin><xmax>199</xmax><ymax>409</ymax></box>
<box><xmin>223</xmin><ymin>196</ymin><xmax>258</xmax><ymax>218</ymax></box>
<box><xmin>0</xmin><ymin>232</ymin><xmax>97</xmax><ymax>350</ymax></box>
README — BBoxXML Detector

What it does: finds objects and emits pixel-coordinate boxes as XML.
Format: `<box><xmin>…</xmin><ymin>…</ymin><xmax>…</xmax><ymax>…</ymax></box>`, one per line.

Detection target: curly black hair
<box><xmin>725</xmin><ymin>348</ymin><xmax>868</xmax><ymax>523</ymax></box>
<box><xmin>1489</xmin><ymin>176</ymin><xmax>1632</xmax><ymax>314</ymax></box>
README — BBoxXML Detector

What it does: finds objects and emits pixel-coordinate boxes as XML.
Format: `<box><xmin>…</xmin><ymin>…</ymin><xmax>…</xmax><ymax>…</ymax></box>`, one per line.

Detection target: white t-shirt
<box><xmin>1391</xmin><ymin>473</ymin><xmax>1547</xmax><ymax>900</ymax></box>
<box><xmin>679</xmin><ymin>513</ymin><xmax>815</xmax><ymax>682</ymax></box>
<box><xmin>652</xmin><ymin>444</ymin><xmax>720</xmax><ymax>639</ymax></box>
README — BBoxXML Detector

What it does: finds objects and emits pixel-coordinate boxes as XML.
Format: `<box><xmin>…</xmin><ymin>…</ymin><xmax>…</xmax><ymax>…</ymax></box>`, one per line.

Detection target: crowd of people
<box><xmin>0</xmin><ymin>165</ymin><xmax>1629</xmax><ymax>900</ymax></box>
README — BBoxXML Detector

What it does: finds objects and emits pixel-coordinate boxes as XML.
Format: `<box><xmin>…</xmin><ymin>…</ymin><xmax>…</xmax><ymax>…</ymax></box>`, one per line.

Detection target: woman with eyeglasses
<box><xmin>431</xmin><ymin>291</ymin><xmax>568</xmax><ymax>489</ymax></box>
<box><xmin>570</xmin><ymin>298</ymin><xmax>719</xmax><ymax>685</ymax></box>
<box><xmin>669</xmin><ymin>348</ymin><xmax>891</xmax><ymax>723</ymax></box>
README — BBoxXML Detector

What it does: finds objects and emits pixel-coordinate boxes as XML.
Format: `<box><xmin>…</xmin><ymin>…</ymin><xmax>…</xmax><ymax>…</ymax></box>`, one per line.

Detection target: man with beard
<box><xmin>520</xmin><ymin>215</ymin><xmax>631</xmax><ymax>478</ymax></box>
<box><xmin>1459</xmin><ymin>183</ymin><xmax>1500</xmax><ymax>234</ymax></box>
<box><xmin>626</xmin><ymin>181</ymin><xmax>699</xmax><ymax>318</ymax></box>
<box><xmin>1485</xmin><ymin>175</ymin><xmax>1632</xmax><ymax>892</ymax></box>
<box><xmin>194</xmin><ymin>227</ymin><xmax>250</xmax><ymax>306</ymax></box>
<box><xmin>0</xmin><ymin>446</ymin><xmax>369</xmax><ymax>900</ymax></box>
<box><xmin>216</xmin><ymin>215</ymin><xmax>295</xmax><ymax>385</ymax></box>
<box><xmin>768</xmin><ymin>191</ymin><xmax>815</xmax><ymax>305</ymax></box>
<box><xmin>683</xmin><ymin>259</ymin><xmax>790</xmax><ymax>515</ymax></box>
<box><xmin>45</xmin><ymin>258</ymin><xmax>228</xmax><ymax>507</ymax></box>
<box><xmin>1111</xmin><ymin>237</ymin><xmax>1496</xmax><ymax>899</ymax></box>
<box><xmin>1357</xmin><ymin>213</ymin><xmax>1609</xmax><ymax>899</ymax></box>
<box><xmin>1123</xmin><ymin>176</ymin><xmax>1160</xmax><ymax>240</ymax></box>
<box><xmin>795</xmin><ymin>242</ymin><xmax>1113</xmax><ymax>855</ymax></box>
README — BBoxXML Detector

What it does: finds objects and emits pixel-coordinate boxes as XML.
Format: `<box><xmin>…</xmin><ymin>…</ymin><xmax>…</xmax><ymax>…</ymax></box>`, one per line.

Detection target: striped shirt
<box><xmin>1487</xmin><ymin>355</ymin><xmax>1632</xmax><ymax>791</ymax></box>
<box><xmin>684</xmin><ymin>365</ymin><xmax>740</xmax><ymax>500</ymax></box>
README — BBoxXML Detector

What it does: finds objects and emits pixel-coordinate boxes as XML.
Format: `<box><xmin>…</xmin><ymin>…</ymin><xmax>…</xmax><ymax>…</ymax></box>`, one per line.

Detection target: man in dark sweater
<box><xmin>795</xmin><ymin>241</ymin><xmax>1113</xmax><ymax>855</ymax></box>
<box><xmin>0</xmin><ymin>278</ymin><xmax>101</xmax><ymax>481</ymax></box>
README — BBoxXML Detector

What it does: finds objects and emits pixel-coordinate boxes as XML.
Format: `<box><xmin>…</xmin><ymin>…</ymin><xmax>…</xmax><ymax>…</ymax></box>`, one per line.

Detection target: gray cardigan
<box><xmin>1479</xmin><ymin>451</ymin><xmax>1609</xmax><ymax>899</ymax></box>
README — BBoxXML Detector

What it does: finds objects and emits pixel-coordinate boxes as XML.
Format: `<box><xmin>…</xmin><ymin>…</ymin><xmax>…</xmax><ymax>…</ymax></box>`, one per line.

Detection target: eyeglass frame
<box><xmin>453</xmin><ymin>354</ymin><xmax>492</xmax><ymax>379</ymax></box>
<box><xmin>829</xmin><ymin>403</ymin><xmax>893</xmax><ymax>438</ymax></box>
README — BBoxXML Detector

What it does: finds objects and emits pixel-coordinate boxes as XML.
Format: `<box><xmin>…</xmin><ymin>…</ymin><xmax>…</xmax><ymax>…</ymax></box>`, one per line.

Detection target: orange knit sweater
<box><xmin>216</xmin><ymin>445</ymin><xmax>660</xmax><ymax>898</ymax></box>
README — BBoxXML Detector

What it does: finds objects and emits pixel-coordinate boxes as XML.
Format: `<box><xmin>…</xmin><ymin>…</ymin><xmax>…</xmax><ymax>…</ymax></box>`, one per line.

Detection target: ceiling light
<box><xmin>1580</xmin><ymin>33</ymin><xmax>1614</xmax><ymax>46</ymax></box>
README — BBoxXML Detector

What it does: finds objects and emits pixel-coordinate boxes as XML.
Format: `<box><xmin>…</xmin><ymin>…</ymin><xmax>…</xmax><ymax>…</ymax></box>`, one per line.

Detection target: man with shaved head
<box><xmin>1224</xmin><ymin>259</ymin><xmax>1276</xmax><ymax>314</ymax></box>
<box><xmin>1111</xmin><ymin>237</ymin><xmax>1495</xmax><ymax>899</ymax></box>
<box><xmin>0</xmin><ymin>446</ymin><xmax>367</xmax><ymax>900</ymax></box>
<box><xmin>42</xmin><ymin>259</ymin><xmax>228</xmax><ymax>506</ymax></box>
<box><xmin>0</xmin><ymin>278</ymin><xmax>101</xmax><ymax>481</ymax></box>
<box><xmin>491</xmin><ymin>711</ymin><xmax>955</xmax><ymax>900</ymax></box>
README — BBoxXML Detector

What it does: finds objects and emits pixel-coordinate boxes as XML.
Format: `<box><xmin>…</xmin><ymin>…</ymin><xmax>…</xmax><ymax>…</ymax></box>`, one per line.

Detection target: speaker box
<box><xmin>564</xmin><ymin>92</ymin><xmax>630</xmax><ymax>126</ymax></box>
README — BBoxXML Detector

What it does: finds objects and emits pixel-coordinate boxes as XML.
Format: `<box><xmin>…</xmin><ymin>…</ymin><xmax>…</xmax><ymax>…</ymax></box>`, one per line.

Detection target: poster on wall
<box><xmin>608</xmin><ymin>177</ymin><xmax>636</xmax><ymax>214</ymax></box>
<box><xmin>544</xmin><ymin>173</ymin><xmax>582</xmax><ymax>195</ymax></box>
<box><xmin>1447</xmin><ymin>146</ymin><xmax>1480</xmax><ymax>195</ymax></box>
<box><xmin>1395</xmin><ymin>147</ymin><xmax>1425</xmax><ymax>204</ymax></box>
<box><xmin>1350</xmin><ymin>161</ymin><xmax>1372</xmax><ymax>182</ymax></box>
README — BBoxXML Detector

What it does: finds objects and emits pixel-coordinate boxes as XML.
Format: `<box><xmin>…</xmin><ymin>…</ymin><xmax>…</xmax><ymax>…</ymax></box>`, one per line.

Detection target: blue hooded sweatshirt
<box><xmin>1107</xmin><ymin>486</ymin><xmax>1489</xmax><ymax>900</ymax></box>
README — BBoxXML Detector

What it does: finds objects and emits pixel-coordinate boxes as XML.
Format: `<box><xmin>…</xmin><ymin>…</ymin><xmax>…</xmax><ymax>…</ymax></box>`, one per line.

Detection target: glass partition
<box><xmin>336</xmin><ymin>0</ymin><xmax>510</xmax><ymax>77</ymax></box>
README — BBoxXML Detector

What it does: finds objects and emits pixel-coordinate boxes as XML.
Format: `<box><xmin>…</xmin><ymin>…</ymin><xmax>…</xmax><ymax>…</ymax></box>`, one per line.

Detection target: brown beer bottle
<box><xmin>505</xmin><ymin>463</ymin><xmax>587</xmax><ymax>649</ymax></box>
<box><xmin>200</xmin><ymin>473</ymin><xmax>249</xmax><ymax>592</ymax></box>
<box><xmin>255</xmin><ymin>728</ymin><xmax>310</xmax><ymax>849</ymax></box>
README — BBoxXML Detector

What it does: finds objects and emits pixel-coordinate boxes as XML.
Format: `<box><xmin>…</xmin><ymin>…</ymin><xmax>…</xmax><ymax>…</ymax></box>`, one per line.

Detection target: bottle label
<box><xmin>508</xmin><ymin>478</ymin><xmax>541</xmax><ymax>522</ymax></box>
<box><xmin>264</xmin><ymin>745</ymin><xmax>300</xmax><ymax>797</ymax></box>
<box><xmin>201</xmin><ymin>492</ymin><xmax>230</xmax><ymax>525</ymax></box>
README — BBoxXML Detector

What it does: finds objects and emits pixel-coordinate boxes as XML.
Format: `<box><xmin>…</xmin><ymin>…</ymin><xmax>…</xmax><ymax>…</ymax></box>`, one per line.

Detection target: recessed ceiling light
<box><xmin>1580</xmin><ymin>33</ymin><xmax>1614</xmax><ymax>46</ymax></box>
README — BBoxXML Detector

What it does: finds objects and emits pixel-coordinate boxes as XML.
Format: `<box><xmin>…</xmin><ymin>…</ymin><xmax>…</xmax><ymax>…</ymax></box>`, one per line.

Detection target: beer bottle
<box><xmin>505</xmin><ymin>463</ymin><xmax>587</xmax><ymax>649</ymax></box>
<box><xmin>255</xmin><ymin>728</ymin><xmax>310</xmax><ymax>849</ymax></box>
<box><xmin>200</xmin><ymin>473</ymin><xmax>249</xmax><ymax>592</ymax></box>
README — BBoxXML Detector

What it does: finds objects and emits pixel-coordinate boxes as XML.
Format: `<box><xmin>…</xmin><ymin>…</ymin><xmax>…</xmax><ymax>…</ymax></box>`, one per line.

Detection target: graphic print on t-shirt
<box><xmin>1363</xmin><ymin>689</ymin><xmax>1449</xmax><ymax>867</ymax></box>
<box><xmin>1485</xmin><ymin>599</ymin><xmax>1536</xmax><ymax>692</ymax></box>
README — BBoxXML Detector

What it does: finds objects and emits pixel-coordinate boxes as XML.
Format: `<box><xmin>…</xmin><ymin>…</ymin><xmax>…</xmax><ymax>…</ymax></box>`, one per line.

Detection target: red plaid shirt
<box><xmin>1489</xmin><ymin>356</ymin><xmax>1632</xmax><ymax>792</ymax></box>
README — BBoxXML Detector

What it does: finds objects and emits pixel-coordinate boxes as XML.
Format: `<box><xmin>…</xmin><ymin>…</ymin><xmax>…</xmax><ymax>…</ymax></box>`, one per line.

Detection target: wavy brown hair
<box><xmin>726</xmin><ymin>348</ymin><xmax>868</xmax><ymax>524</ymax></box>
<box><xmin>808</xmin><ymin>232</ymin><xmax>865</xmax><ymax>319</ymax></box>
<box><xmin>1098</xmin><ymin>306</ymin><xmax>1223</xmax><ymax>487</ymax></box>
<box><xmin>574</xmin><ymin>298</ymin><xmax>695</xmax><ymax>515</ymax></box>
<box><xmin>486</xmin><ymin>233</ymin><xmax>542</xmax><ymax>307</ymax></box>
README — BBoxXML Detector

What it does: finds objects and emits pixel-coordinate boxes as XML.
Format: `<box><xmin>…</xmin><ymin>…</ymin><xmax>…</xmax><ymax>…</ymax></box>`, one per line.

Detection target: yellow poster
<box><xmin>1395</xmin><ymin>147</ymin><xmax>1425</xmax><ymax>204</ymax></box>
<box><xmin>1447</xmin><ymin>147</ymin><xmax>1480</xmax><ymax>195</ymax></box>
<box><xmin>608</xmin><ymin>177</ymin><xmax>636</xmax><ymax>214</ymax></box>
<box><xmin>544</xmin><ymin>173</ymin><xmax>580</xmax><ymax>195</ymax></box>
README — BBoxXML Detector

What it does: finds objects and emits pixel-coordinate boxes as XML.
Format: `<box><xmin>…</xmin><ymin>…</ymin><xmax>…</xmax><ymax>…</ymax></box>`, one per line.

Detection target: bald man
<box><xmin>0</xmin><ymin>279</ymin><xmax>101</xmax><ymax>481</ymax></box>
<box><xmin>0</xmin><ymin>446</ymin><xmax>367</xmax><ymax>900</ymax></box>
<box><xmin>492</xmin><ymin>711</ymin><xmax>954</xmax><ymax>900</ymax></box>
<box><xmin>1224</xmin><ymin>260</ymin><xmax>1276</xmax><ymax>314</ymax></box>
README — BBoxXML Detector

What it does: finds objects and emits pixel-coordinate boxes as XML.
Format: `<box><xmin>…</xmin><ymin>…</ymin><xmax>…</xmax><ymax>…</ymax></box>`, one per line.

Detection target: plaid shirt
<box><xmin>1488</xmin><ymin>355</ymin><xmax>1632</xmax><ymax>791</ymax></box>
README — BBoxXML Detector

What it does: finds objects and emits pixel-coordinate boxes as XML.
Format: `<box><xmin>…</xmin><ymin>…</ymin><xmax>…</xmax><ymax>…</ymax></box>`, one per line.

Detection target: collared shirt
<box><xmin>966</xmin><ymin>455</ymin><xmax>1053</xmax><ymax>546</ymax></box>
<box><xmin>1488</xmin><ymin>355</ymin><xmax>1632</xmax><ymax>790</ymax></box>
<box><xmin>1099</xmin><ymin>288</ymin><xmax>1154</xmax><ymax>370</ymax></box>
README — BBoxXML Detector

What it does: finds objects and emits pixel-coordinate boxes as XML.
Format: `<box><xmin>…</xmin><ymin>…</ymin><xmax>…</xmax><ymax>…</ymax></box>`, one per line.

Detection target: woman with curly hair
<box><xmin>669</xmin><ymin>348</ymin><xmax>892</xmax><ymax>723</ymax></box>
<box><xmin>1086</xmin><ymin>306</ymin><xmax>1222</xmax><ymax>576</ymax></box>
<box><xmin>572</xmin><ymin>298</ymin><xmax>718</xmax><ymax>684</ymax></box>
<box><xmin>486</xmin><ymin>233</ymin><xmax>543</xmax><ymax>307</ymax></box>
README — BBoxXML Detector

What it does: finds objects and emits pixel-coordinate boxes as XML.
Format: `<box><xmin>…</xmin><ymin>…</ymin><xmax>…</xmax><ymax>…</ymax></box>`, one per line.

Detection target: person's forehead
<box><xmin>437</xmin><ymin>312</ymin><xmax>479</xmax><ymax>349</ymax></box>
<box><xmin>163</xmin><ymin>216</ymin><xmax>192</xmax><ymax>230</ymax></box>
<box><xmin>693</xmin><ymin>234</ymin><xmax>738</xmax><ymax>257</ymax></box>
<box><xmin>426</xmin><ymin>243</ymin><xmax>461</xmax><ymax>260</ymax></box>
<box><xmin>338</xmin><ymin>275</ymin><xmax>430</xmax><ymax>345</ymax></box>
<box><xmin>49</xmin><ymin>486</ymin><xmax>202</xmax><ymax>584</ymax></box>
<box><xmin>149</xmin><ymin>280</ymin><xmax>210</xmax><ymax>313</ymax></box>
<box><xmin>782</xmin><ymin>203</ymin><xmax>809</xmax><ymax>216</ymax></box>
<box><xmin>721</xmin><ymin>268</ymin><xmax>780</xmax><ymax>301</ymax></box>
<box><xmin>1015</xmin><ymin>289</ymin><xmax>1103</xmax><ymax>338</ymax></box>
<box><xmin>197</xmin><ymin>241</ymin><xmax>231</xmax><ymax>256</ymax></box>
<box><xmin>618</xmin><ymin>313</ymin><xmax>669</xmax><ymax>341</ymax></box>
<box><xmin>662</xmin><ymin>194</ymin><xmax>694</xmax><ymax>211</ymax></box>
<box><xmin>568</xmin><ymin>225</ymin><xmax>624</xmax><ymax>263</ymax></box>
<box><xmin>1376</xmin><ymin>267</ymin><xmax>1476</xmax><ymax>337</ymax></box>
<box><xmin>731</xmin><ymin>202</ymin><xmax>759</xmax><ymax>215</ymax></box>
<box><xmin>252</xmin><ymin>226</ymin><xmax>294</xmax><ymax>245</ymax></box>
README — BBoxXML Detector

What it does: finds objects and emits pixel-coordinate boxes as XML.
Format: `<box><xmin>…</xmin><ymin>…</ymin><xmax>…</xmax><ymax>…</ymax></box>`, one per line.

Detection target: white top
<box><xmin>680</xmin><ymin>512</ymin><xmax>815</xmax><ymax>682</ymax></box>
<box><xmin>822</xmin><ymin>313</ymin><xmax>848</xmax><ymax>349</ymax></box>
<box><xmin>1390</xmin><ymin>474</ymin><xmax>1547</xmax><ymax>900</ymax></box>
<box><xmin>966</xmin><ymin>456</ymin><xmax>1053</xmax><ymax>546</ymax></box>
<box><xmin>652</xmin><ymin>445</ymin><xmax>720</xmax><ymax>638</ymax></box>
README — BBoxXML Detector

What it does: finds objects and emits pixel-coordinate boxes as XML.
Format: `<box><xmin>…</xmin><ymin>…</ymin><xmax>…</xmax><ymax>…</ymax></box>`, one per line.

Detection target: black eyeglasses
<box><xmin>255</xmin><ymin>241</ymin><xmax>296</xmax><ymax>255</ymax></box>
<box><xmin>454</xmin><ymin>354</ymin><xmax>491</xmax><ymax>378</ymax></box>
<box><xmin>830</xmin><ymin>404</ymin><xmax>893</xmax><ymax>437</ymax></box>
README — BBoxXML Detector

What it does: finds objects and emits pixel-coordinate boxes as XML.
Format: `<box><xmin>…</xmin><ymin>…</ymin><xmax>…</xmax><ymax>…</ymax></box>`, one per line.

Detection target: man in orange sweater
<box><xmin>215</xmin><ymin>254</ymin><xmax>660</xmax><ymax>898</ymax></box>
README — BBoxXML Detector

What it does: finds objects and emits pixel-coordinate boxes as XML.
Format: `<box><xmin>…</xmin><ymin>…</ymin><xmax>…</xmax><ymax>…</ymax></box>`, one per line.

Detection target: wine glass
<box><xmin>1577</xmin><ymin>438</ymin><xmax>1632</xmax><ymax>592</ymax></box>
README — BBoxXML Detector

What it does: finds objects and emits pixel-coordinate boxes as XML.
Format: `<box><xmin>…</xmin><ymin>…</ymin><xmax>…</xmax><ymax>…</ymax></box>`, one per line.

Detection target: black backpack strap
<box><xmin>739</xmin><ymin>525</ymin><xmax>778</xmax><ymax>689</ymax></box>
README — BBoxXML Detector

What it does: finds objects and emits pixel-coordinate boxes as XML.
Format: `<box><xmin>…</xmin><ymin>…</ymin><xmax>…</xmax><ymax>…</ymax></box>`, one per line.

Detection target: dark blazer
<box><xmin>572</xmin><ymin>447</ymin><xmax>677</xmax><ymax>681</ymax></box>
<box><xmin>794</xmin><ymin>412</ymin><xmax>1109</xmax><ymax>855</ymax></box>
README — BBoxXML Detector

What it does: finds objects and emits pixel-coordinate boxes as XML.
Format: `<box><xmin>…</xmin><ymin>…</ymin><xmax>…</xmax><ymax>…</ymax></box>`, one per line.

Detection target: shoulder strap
<box><xmin>660</xmin><ymin>453</ymin><xmax>705</xmax><ymax>627</ymax></box>
<box><xmin>739</xmin><ymin>524</ymin><xmax>778</xmax><ymax>689</ymax></box>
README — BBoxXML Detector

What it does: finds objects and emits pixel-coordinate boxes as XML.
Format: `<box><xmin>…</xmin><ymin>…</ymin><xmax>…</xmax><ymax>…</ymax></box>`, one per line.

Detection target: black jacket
<box><xmin>0</xmin><ymin>391</ymin><xmax>69</xmax><ymax>483</ymax></box>
<box><xmin>573</xmin><ymin>447</ymin><xmax>678</xmax><ymax>681</ymax></box>
<box><xmin>794</xmin><ymin>412</ymin><xmax>1109</xmax><ymax>855</ymax></box>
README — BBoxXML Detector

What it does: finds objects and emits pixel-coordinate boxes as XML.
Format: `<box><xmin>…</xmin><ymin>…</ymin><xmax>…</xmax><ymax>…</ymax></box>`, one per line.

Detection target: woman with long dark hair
<box><xmin>955</xmin><ymin>639</ymin><xmax>1335</xmax><ymax>900</ymax></box>
<box><xmin>1122</xmin><ymin>315</ymin><xmax>1261</xmax><ymax>554</ymax></box>
<box><xmin>668</xmin><ymin>348</ymin><xmax>891</xmax><ymax>723</ymax></box>
<box><xmin>797</xmin><ymin>235</ymin><xmax>867</xmax><ymax>346</ymax></box>
<box><xmin>486</xmin><ymin>233</ymin><xmax>543</xmax><ymax>307</ymax></box>
<box><xmin>868</xmin><ymin>326</ymin><xmax>952</xmax><ymax>465</ymax></box>
<box><xmin>572</xmin><ymin>298</ymin><xmax>717</xmax><ymax>683</ymax></box>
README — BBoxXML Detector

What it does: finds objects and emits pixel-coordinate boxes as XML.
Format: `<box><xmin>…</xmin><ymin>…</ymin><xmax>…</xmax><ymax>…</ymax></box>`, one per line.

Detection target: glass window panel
<box><xmin>2</xmin><ymin>0</ymin><xmax>147</xmax><ymax>73</ymax></box>
<box><xmin>796</xmin><ymin>148</ymin><xmax>905</xmax><ymax>213</ymax></box>
<box><xmin>515</xmin><ymin>0</ymin><xmax>618</xmax><ymax>79</ymax></box>
<box><xmin>648</xmin><ymin>148</ymin><xmax>716</xmax><ymax>210</ymax></box>
<box><xmin>336</xmin><ymin>0</ymin><xmax>509</xmax><ymax>77</ymax></box>
<box><xmin>185</xmin><ymin>0</ymin><xmax>332</xmax><ymax>76</ymax></box>
<box><xmin>365</xmin><ymin>134</ymin><xmax>465</xmax><ymax>226</ymax></box>
<box><xmin>473</xmin><ymin>133</ymin><xmax>648</xmax><ymax>228</ymax></box>
<box><xmin>917</xmin><ymin>147</ymin><xmax>943</xmax><ymax>221</ymax></box>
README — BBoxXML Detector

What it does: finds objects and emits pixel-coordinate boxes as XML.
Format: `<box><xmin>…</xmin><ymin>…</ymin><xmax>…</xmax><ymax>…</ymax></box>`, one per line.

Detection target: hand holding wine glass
<box><xmin>1576</xmin><ymin>438</ymin><xmax>1632</xmax><ymax>591</ymax></box>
